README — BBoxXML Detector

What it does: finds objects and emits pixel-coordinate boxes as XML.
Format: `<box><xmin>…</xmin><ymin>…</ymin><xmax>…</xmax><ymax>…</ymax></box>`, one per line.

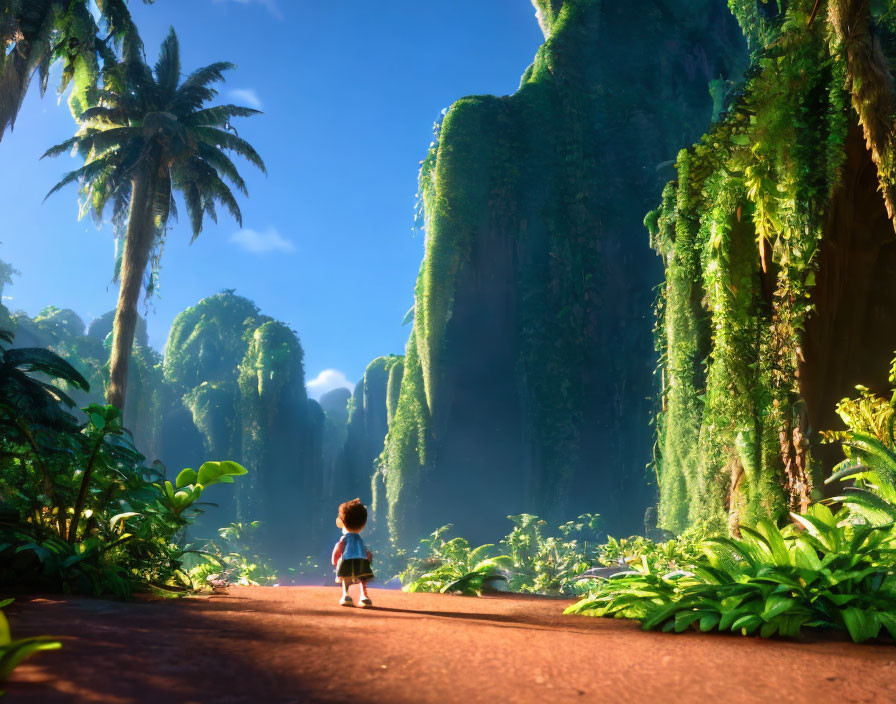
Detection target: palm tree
<box><xmin>44</xmin><ymin>28</ymin><xmax>265</xmax><ymax>412</ymax></box>
<box><xmin>0</xmin><ymin>0</ymin><xmax>147</xmax><ymax>139</ymax></box>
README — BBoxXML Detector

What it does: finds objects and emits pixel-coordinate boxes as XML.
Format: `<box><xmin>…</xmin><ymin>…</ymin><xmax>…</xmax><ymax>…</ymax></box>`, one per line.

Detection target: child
<box><xmin>331</xmin><ymin>498</ymin><xmax>374</xmax><ymax>607</ymax></box>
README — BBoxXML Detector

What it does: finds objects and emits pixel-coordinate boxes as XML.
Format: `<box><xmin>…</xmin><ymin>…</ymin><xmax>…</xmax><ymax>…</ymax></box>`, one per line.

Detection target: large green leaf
<box><xmin>832</xmin><ymin>489</ymin><xmax>896</xmax><ymax>526</ymax></box>
<box><xmin>175</xmin><ymin>468</ymin><xmax>198</xmax><ymax>489</ymax></box>
<box><xmin>840</xmin><ymin>607</ymin><xmax>881</xmax><ymax>643</ymax></box>
<box><xmin>0</xmin><ymin>637</ymin><xmax>62</xmax><ymax>680</ymax></box>
<box><xmin>196</xmin><ymin>461</ymin><xmax>247</xmax><ymax>487</ymax></box>
<box><xmin>3</xmin><ymin>348</ymin><xmax>90</xmax><ymax>391</ymax></box>
<box><xmin>761</xmin><ymin>595</ymin><xmax>796</xmax><ymax>621</ymax></box>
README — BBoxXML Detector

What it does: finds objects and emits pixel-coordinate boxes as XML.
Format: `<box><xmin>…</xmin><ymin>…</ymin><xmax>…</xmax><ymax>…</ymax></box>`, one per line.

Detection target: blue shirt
<box><xmin>340</xmin><ymin>532</ymin><xmax>368</xmax><ymax>560</ymax></box>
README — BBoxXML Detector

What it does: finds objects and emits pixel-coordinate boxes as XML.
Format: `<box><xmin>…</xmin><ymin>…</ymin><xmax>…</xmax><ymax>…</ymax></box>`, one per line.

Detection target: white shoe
<box><xmin>359</xmin><ymin>596</ymin><xmax>372</xmax><ymax>608</ymax></box>
<box><xmin>339</xmin><ymin>594</ymin><xmax>353</xmax><ymax>607</ymax></box>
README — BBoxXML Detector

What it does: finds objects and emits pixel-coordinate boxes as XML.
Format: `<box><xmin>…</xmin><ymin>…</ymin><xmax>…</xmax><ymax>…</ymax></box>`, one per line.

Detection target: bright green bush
<box><xmin>185</xmin><ymin>520</ymin><xmax>279</xmax><ymax>588</ymax></box>
<box><xmin>822</xmin><ymin>358</ymin><xmax>896</xmax><ymax>525</ymax></box>
<box><xmin>827</xmin><ymin>433</ymin><xmax>896</xmax><ymax>526</ymax></box>
<box><xmin>595</xmin><ymin>523</ymin><xmax>710</xmax><ymax>574</ymax></box>
<box><xmin>566</xmin><ymin>505</ymin><xmax>896</xmax><ymax>643</ymax></box>
<box><xmin>398</xmin><ymin>525</ymin><xmax>510</xmax><ymax>596</ymax></box>
<box><xmin>0</xmin><ymin>328</ymin><xmax>247</xmax><ymax>596</ymax></box>
<box><xmin>500</xmin><ymin>514</ymin><xmax>600</xmax><ymax>595</ymax></box>
<box><xmin>399</xmin><ymin>514</ymin><xmax>603</xmax><ymax>596</ymax></box>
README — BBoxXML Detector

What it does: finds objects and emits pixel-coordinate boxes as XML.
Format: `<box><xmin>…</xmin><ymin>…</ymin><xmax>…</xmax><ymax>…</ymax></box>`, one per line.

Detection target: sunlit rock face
<box><xmin>381</xmin><ymin>0</ymin><xmax>747</xmax><ymax>546</ymax></box>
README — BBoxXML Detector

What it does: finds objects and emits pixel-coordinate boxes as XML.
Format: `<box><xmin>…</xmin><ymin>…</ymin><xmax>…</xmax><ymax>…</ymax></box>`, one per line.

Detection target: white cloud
<box><xmin>230</xmin><ymin>88</ymin><xmax>262</xmax><ymax>110</ymax></box>
<box><xmin>230</xmin><ymin>226</ymin><xmax>295</xmax><ymax>254</ymax></box>
<box><xmin>307</xmin><ymin>369</ymin><xmax>355</xmax><ymax>400</ymax></box>
<box><xmin>212</xmin><ymin>0</ymin><xmax>283</xmax><ymax>20</ymax></box>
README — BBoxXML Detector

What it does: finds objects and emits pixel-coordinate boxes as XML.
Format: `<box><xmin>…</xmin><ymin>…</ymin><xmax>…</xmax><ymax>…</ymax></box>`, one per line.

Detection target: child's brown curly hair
<box><xmin>338</xmin><ymin>498</ymin><xmax>368</xmax><ymax>531</ymax></box>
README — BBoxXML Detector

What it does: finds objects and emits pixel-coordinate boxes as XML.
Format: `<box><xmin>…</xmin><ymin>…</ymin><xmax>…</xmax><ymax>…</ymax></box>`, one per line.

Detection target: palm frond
<box><xmin>186</xmin><ymin>105</ymin><xmax>262</xmax><ymax>127</ymax></box>
<box><xmin>180</xmin><ymin>181</ymin><xmax>203</xmax><ymax>237</ymax></box>
<box><xmin>196</xmin><ymin>142</ymin><xmax>248</xmax><ymax>194</ymax></box>
<box><xmin>44</xmin><ymin>156</ymin><xmax>116</xmax><ymax>202</ymax></box>
<box><xmin>77</xmin><ymin>105</ymin><xmax>130</xmax><ymax>125</ymax></box>
<box><xmin>193</xmin><ymin>126</ymin><xmax>266</xmax><ymax>174</ymax></box>
<box><xmin>42</xmin><ymin>135</ymin><xmax>82</xmax><ymax>160</ymax></box>
<box><xmin>154</xmin><ymin>27</ymin><xmax>181</xmax><ymax>98</ymax></box>
<box><xmin>177</xmin><ymin>62</ymin><xmax>235</xmax><ymax>93</ymax></box>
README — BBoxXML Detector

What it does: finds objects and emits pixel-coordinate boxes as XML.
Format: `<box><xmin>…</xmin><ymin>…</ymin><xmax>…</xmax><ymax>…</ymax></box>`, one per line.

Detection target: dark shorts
<box><xmin>336</xmin><ymin>558</ymin><xmax>374</xmax><ymax>585</ymax></box>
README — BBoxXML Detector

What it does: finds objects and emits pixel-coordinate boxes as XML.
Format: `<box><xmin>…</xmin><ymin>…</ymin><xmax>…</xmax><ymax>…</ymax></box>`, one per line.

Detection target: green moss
<box><xmin>386</xmin><ymin>357</ymin><xmax>405</xmax><ymax>425</ymax></box>
<box><xmin>236</xmin><ymin>320</ymin><xmax>310</xmax><ymax>536</ymax></box>
<box><xmin>165</xmin><ymin>292</ymin><xmax>320</xmax><ymax>558</ymax></box>
<box><xmin>652</xmin><ymin>3</ymin><xmax>896</xmax><ymax>532</ymax></box>
<box><xmin>340</xmin><ymin>354</ymin><xmax>405</xmax><ymax>533</ymax></box>
<box><xmin>164</xmin><ymin>292</ymin><xmax>268</xmax><ymax>392</ymax></box>
<box><xmin>381</xmin><ymin>335</ymin><xmax>431</xmax><ymax>546</ymax></box>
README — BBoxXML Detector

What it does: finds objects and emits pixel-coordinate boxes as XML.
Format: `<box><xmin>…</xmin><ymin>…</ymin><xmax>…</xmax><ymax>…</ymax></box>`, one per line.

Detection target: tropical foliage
<box><xmin>399</xmin><ymin>514</ymin><xmax>604</xmax><ymax>596</ymax></box>
<box><xmin>0</xmin><ymin>327</ymin><xmax>247</xmax><ymax>595</ymax></box>
<box><xmin>44</xmin><ymin>27</ymin><xmax>264</xmax><ymax>412</ymax></box>
<box><xmin>0</xmin><ymin>0</ymin><xmax>148</xmax><ymax>138</ymax></box>
<box><xmin>651</xmin><ymin>0</ymin><xmax>896</xmax><ymax>535</ymax></box>
<box><xmin>567</xmin><ymin>505</ymin><xmax>896</xmax><ymax>644</ymax></box>
<box><xmin>399</xmin><ymin>525</ymin><xmax>509</xmax><ymax>596</ymax></box>
<box><xmin>822</xmin><ymin>358</ymin><xmax>896</xmax><ymax>525</ymax></box>
<box><xmin>184</xmin><ymin>520</ymin><xmax>279</xmax><ymax>588</ymax></box>
<box><xmin>0</xmin><ymin>599</ymin><xmax>60</xmax><ymax>690</ymax></box>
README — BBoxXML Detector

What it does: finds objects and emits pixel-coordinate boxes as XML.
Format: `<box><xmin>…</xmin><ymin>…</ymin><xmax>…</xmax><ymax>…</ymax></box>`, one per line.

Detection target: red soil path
<box><xmin>6</xmin><ymin>586</ymin><xmax>896</xmax><ymax>703</ymax></box>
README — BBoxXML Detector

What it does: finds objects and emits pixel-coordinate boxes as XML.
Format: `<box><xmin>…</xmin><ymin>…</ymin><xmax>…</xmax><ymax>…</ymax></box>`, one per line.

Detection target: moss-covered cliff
<box><xmin>651</xmin><ymin>0</ymin><xmax>896</xmax><ymax>534</ymax></box>
<box><xmin>380</xmin><ymin>0</ymin><xmax>747</xmax><ymax>546</ymax></box>
<box><xmin>164</xmin><ymin>292</ymin><xmax>323</xmax><ymax>561</ymax></box>
<box><xmin>335</xmin><ymin>356</ymin><xmax>404</xmax><ymax>526</ymax></box>
<box><xmin>318</xmin><ymin>387</ymin><xmax>351</xmax><ymax>498</ymax></box>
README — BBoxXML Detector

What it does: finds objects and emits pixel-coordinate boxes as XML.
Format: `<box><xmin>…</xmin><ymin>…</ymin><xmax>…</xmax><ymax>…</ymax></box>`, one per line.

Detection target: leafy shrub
<box><xmin>820</xmin><ymin>354</ymin><xmax>896</xmax><ymax>524</ymax></box>
<box><xmin>0</xmin><ymin>329</ymin><xmax>247</xmax><ymax>595</ymax></box>
<box><xmin>566</xmin><ymin>505</ymin><xmax>896</xmax><ymax>643</ymax></box>
<box><xmin>185</xmin><ymin>521</ymin><xmax>279</xmax><ymax>588</ymax></box>
<box><xmin>398</xmin><ymin>525</ymin><xmax>510</xmax><ymax>596</ymax></box>
<box><xmin>0</xmin><ymin>599</ymin><xmax>60</xmax><ymax>691</ymax></box>
<box><xmin>826</xmin><ymin>433</ymin><xmax>896</xmax><ymax>525</ymax></box>
<box><xmin>594</xmin><ymin>523</ymin><xmax>709</xmax><ymax>573</ymax></box>
<box><xmin>501</xmin><ymin>514</ymin><xmax>600</xmax><ymax>595</ymax></box>
<box><xmin>399</xmin><ymin>514</ymin><xmax>604</xmax><ymax>596</ymax></box>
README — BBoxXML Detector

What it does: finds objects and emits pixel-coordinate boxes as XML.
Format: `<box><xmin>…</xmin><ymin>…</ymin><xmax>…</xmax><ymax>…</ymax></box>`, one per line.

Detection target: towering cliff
<box><xmin>318</xmin><ymin>387</ymin><xmax>351</xmax><ymax>503</ymax></box>
<box><xmin>164</xmin><ymin>292</ymin><xmax>323</xmax><ymax>562</ymax></box>
<box><xmin>652</xmin><ymin>0</ymin><xmax>896</xmax><ymax>534</ymax></box>
<box><xmin>338</xmin><ymin>356</ymin><xmax>403</xmax><ymax>509</ymax></box>
<box><xmin>380</xmin><ymin>0</ymin><xmax>746</xmax><ymax>546</ymax></box>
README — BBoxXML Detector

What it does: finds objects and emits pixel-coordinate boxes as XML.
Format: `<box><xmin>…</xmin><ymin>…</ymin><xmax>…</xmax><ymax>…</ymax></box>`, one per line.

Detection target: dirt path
<box><xmin>5</xmin><ymin>586</ymin><xmax>896</xmax><ymax>703</ymax></box>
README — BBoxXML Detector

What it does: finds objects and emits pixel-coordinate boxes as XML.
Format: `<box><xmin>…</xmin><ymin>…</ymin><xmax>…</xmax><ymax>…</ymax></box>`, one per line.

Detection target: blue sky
<box><xmin>0</xmin><ymin>0</ymin><xmax>543</xmax><ymax>397</ymax></box>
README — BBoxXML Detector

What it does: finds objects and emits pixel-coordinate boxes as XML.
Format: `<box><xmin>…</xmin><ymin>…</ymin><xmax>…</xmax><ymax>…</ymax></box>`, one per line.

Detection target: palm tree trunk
<box><xmin>107</xmin><ymin>166</ymin><xmax>156</xmax><ymax>411</ymax></box>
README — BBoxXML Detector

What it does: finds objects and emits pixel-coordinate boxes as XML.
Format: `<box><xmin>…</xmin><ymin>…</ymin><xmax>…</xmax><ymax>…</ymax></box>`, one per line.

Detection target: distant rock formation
<box><xmin>164</xmin><ymin>292</ymin><xmax>324</xmax><ymax>563</ymax></box>
<box><xmin>87</xmin><ymin>310</ymin><xmax>149</xmax><ymax>349</ymax></box>
<box><xmin>338</xmin><ymin>356</ymin><xmax>404</xmax><ymax>514</ymax></box>
<box><xmin>318</xmin><ymin>387</ymin><xmax>351</xmax><ymax>502</ymax></box>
